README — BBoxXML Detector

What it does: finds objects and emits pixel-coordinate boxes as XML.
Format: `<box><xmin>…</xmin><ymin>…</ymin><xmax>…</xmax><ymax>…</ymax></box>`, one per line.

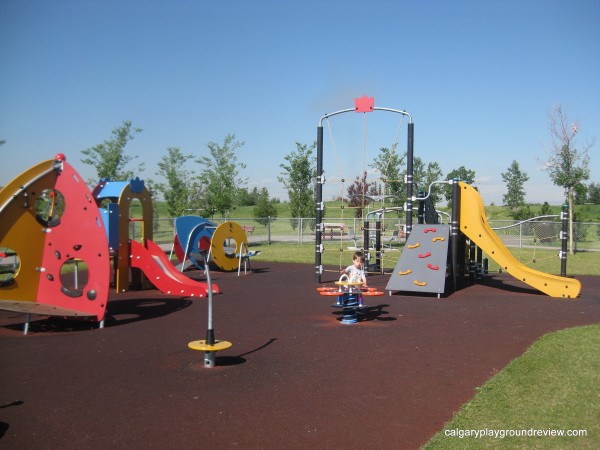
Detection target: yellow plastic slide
<box><xmin>458</xmin><ymin>181</ymin><xmax>581</xmax><ymax>298</ymax></box>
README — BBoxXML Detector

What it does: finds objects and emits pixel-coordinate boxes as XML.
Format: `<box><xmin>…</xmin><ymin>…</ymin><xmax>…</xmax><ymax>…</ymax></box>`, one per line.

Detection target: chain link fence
<box><xmin>142</xmin><ymin>216</ymin><xmax>600</xmax><ymax>252</ymax></box>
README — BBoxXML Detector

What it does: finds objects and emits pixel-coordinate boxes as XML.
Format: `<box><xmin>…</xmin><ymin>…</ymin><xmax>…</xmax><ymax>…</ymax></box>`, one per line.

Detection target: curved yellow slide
<box><xmin>458</xmin><ymin>182</ymin><xmax>581</xmax><ymax>298</ymax></box>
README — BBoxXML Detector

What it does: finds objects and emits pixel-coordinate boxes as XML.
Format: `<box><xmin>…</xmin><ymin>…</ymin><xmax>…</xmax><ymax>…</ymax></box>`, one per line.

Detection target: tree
<box><xmin>539</xmin><ymin>201</ymin><xmax>553</xmax><ymax>216</ymax></box>
<box><xmin>196</xmin><ymin>134</ymin><xmax>247</xmax><ymax>217</ymax></box>
<box><xmin>501</xmin><ymin>160</ymin><xmax>529</xmax><ymax>216</ymax></box>
<box><xmin>253</xmin><ymin>188</ymin><xmax>279</xmax><ymax>226</ymax></box>
<box><xmin>541</xmin><ymin>105</ymin><xmax>593</xmax><ymax>254</ymax></box>
<box><xmin>154</xmin><ymin>147</ymin><xmax>199</xmax><ymax>217</ymax></box>
<box><xmin>587</xmin><ymin>182</ymin><xmax>600</xmax><ymax>204</ymax></box>
<box><xmin>278</xmin><ymin>142</ymin><xmax>316</xmax><ymax>228</ymax></box>
<box><xmin>444</xmin><ymin>166</ymin><xmax>476</xmax><ymax>206</ymax></box>
<box><xmin>81</xmin><ymin>120</ymin><xmax>143</xmax><ymax>183</ymax></box>
<box><xmin>347</xmin><ymin>171</ymin><xmax>380</xmax><ymax>218</ymax></box>
<box><xmin>370</xmin><ymin>147</ymin><xmax>405</xmax><ymax>207</ymax></box>
<box><xmin>413</xmin><ymin>157</ymin><xmax>444</xmax><ymax>204</ymax></box>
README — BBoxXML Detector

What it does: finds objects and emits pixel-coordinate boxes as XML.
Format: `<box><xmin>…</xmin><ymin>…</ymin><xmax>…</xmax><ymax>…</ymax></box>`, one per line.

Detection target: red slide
<box><xmin>129</xmin><ymin>239</ymin><xmax>220</xmax><ymax>297</ymax></box>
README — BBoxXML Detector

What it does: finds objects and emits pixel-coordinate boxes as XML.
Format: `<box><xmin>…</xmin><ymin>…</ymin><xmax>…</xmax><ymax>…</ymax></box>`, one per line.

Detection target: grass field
<box><xmin>247</xmin><ymin>241</ymin><xmax>600</xmax><ymax>276</ymax></box>
<box><xmin>423</xmin><ymin>324</ymin><xmax>600</xmax><ymax>449</ymax></box>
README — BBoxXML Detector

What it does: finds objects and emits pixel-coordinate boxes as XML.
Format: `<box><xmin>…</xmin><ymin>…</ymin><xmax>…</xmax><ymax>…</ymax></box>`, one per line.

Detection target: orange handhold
<box><xmin>413</xmin><ymin>280</ymin><xmax>427</xmax><ymax>286</ymax></box>
<box><xmin>398</xmin><ymin>269</ymin><xmax>412</xmax><ymax>275</ymax></box>
<box><xmin>407</xmin><ymin>243</ymin><xmax>420</xmax><ymax>249</ymax></box>
<box><xmin>432</xmin><ymin>237</ymin><xmax>445</xmax><ymax>242</ymax></box>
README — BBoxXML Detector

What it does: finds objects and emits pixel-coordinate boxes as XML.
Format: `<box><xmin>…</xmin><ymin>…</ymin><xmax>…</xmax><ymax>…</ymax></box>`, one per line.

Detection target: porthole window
<box><xmin>59</xmin><ymin>258</ymin><xmax>88</xmax><ymax>298</ymax></box>
<box><xmin>0</xmin><ymin>247</ymin><xmax>20</xmax><ymax>286</ymax></box>
<box><xmin>35</xmin><ymin>188</ymin><xmax>66</xmax><ymax>227</ymax></box>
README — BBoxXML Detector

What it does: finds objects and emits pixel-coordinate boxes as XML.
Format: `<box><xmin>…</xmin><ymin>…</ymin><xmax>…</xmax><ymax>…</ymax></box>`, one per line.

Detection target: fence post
<box><xmin>268</xmin><ymin>216</ymin><xmax>272</xmax><ymax>245</ymax></box>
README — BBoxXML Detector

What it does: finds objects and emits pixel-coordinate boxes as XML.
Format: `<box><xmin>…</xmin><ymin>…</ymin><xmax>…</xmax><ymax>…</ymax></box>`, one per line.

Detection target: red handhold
<box><xmin>423</xmin><ymin>228</ymin><xmax>437</xmax><ymax>233</ymax></box>
<box><xmin>418</xmin><ymin>252</ymin><xmax>431</xmax><ymax>258</ymax></box>
<box><xmin>427</xmin><ymin>263</ymin><xmax>439</xmax><ymax>270</ymax></box>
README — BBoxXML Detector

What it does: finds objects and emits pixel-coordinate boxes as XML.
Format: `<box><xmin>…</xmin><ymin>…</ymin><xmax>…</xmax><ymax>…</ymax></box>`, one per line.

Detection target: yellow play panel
<box><xmin>188</xmin><ymin>340</ymin><xmax>232</xmax><ymax>352</ymax></box>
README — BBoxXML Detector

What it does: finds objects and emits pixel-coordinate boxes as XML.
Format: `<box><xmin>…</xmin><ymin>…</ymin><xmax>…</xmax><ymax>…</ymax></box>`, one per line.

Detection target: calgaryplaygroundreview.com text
<box><xmin>444</xmin><ymin>428</ymin><xmax>588</xmax><ymax>439</ymax></box>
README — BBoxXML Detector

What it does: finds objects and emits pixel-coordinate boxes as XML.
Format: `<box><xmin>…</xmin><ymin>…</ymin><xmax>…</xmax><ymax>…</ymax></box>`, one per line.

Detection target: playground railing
<box><xmin>142</xmin><ymin>217</ymin><xmax>600</xmax><ymax>253</ymax></box>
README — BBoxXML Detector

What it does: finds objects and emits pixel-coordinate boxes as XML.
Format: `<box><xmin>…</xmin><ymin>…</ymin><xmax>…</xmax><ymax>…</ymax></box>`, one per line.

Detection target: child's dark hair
<box><xmin>353</xmin><ymin>251</ymin><xmax>364</xmax><ymax>262</ymax></box>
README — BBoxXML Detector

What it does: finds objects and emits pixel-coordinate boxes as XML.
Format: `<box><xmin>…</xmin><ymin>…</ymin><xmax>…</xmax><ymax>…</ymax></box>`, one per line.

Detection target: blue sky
<box><xmin>1</xmin><ymin>0</ymin><xmax>599</xmax><ymax>206</ymax></box>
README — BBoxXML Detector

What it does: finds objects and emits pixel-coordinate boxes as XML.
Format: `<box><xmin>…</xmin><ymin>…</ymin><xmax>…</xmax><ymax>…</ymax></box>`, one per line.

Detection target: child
<box><xmin>341</xmin><ymin>251</ymin><xmax>367</xmax><ymax>287</ymax></box>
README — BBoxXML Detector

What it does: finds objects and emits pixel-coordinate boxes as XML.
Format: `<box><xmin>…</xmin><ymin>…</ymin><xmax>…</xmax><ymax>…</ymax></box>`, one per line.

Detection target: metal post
<box><xmin>315</xmin><ymin>126</ymin><xmax>324</xmax><ymax>282</ymax></box>
<box><xmin>450</xmin><ymin>179</ymin><xmax>460</xmax><ymax>292</ymax></box>
<box><xmin>405</xmin><ymin>122</ymin><xmax>414</xmax><ymax>238</ymax></box>
<box><xmin>560</xmin><ymin>203</ymin><xmax>568</xmax><ymax>277</ymax></box>
<box><xmin>375</xmin><ymin>219</ymin><xmax>382</xmax><ymax>272</ymax></box>
<box><xmin>203</xmin><ymin>254</ymin><xmax>216</xmax><ymax>368</ymax></box>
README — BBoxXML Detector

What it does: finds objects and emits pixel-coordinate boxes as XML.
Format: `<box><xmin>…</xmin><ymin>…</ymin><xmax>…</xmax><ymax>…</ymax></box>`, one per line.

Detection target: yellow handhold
<box><xmin>413</xmin><ymin>280</ymin><xmax>427</xmax><ymax>286</ymax></box>
<box><xmin>398</xmin><ymin>269</ymin><xmax>412</xmax><ymax>275</ymax></box>
<box><xmin>432</xmin><ymin>237</ymin><xmax>445</xmax><ymax>242</ymax></box>
<box><xmin>407</xmin><ymin>243</ymin><xmax>420</xmax><ymax>249</ymax></box>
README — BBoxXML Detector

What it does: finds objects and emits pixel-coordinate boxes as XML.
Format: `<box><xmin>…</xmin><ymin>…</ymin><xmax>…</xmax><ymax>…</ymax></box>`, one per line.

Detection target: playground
<box><xmin>0</xmin><ymin>264</ymin><xmax>599</xmax><ymax>448</ymax></box>
<box><xmin>1</xmin><ymin>98</ymin><xmax>598</xmax><ymax>447</ymax></box>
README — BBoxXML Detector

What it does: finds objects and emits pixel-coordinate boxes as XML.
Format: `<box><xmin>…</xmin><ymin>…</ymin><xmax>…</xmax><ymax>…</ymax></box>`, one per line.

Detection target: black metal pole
<box><xmin>560</xmin><ymin>202</ymin><xmax>568</xmax><ymax>277</ymax></box>
<box><xmin>405</xmin><ymin>122</ymin><xmax>414</xmax><ymax>238</ymax></box>
<box><xmin>451</xmin><ymin>179</ymin><xmax>460</xmax><ymax>292</ymax></box>
<box><xmin>315</xmin><ymin>126</ymin><xmax>324</xmax><ymax>282</ymax></box>
<box><xmin>375</xmin><ymin>219</ymin><xmax>381</xmax><ymax>272</ymax></box>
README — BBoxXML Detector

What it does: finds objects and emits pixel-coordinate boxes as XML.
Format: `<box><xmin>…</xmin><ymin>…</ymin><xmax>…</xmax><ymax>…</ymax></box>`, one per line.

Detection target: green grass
<box><xmin>148</xmin><ymin>201</ymin><xmax>600</xmax><ymax>222</ymax></box>
<box><xmin>423</xmin><ymin>324</ymin><xmax>600</xmax><ymax>449</ymax></box>
<box><xmin>248</xmin><ymin>241</ymin><xmax>600</xmax><ymax>276</ymax></box>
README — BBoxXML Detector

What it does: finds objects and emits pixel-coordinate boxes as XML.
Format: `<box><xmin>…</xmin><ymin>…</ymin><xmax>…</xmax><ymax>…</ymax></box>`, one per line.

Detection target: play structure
<box><xmin>315</xmin><ymin>97</ymin><xmax>582</xmax><ymax>299</ymax></box>
<box><xmin>314</xmin><ymin>96</ymin><xmax>414</xmax><ymax>277</ymax></box>
<box><xmin>170</xmin><ymin>216</ymin><xmax>260</xmax><ymax>275</ymax></box>
<box><xmin>0</xmin><ymin>154</ymin><xmax>111</xmax><ymax>328</ymax></box>
<box><xmin>318</xmin><ymin>275</ymin><xmax>384</xmax><ymax>324</ymax></box>
<box><xmin>0</xmin><ymin>154</ymin><xmax>255</xmax><ymax>332</ymax></box>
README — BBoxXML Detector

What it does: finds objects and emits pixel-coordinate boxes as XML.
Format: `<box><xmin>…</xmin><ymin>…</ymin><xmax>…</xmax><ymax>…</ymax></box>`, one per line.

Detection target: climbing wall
<box><xmin>386</xmin><ymin>224</ymin><xmax>450</xmax><ymax>295</ymax></box>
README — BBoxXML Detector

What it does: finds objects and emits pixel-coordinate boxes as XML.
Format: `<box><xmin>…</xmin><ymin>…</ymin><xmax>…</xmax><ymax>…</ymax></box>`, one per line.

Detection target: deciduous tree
<box><xmin>154</xmin><ymin>147</ymin><xmax>199</xmax><ymax>217</ymax></box>
<box><xmin>196</xmin><ymin>134</ymin><xmax>247</xmax><ymax>217</ymax></box>
<box><xmin>501</xmin><ymin>160</ymin><xmax>529</xmax><ymax>215</ymax></box>
<box><xmin>278</xmin><ymin>142</ymin><xmax>316</xmax><ymax>228</ymax></box>
<box><xmin>541</xmin><ymin>105</ymin><xmax>593</xmax><ymax>254</ymax></box>
<box><xmin>81</xmin><ymin>120</ymin><xmax>143</xmax><ymax>183</ymax></box>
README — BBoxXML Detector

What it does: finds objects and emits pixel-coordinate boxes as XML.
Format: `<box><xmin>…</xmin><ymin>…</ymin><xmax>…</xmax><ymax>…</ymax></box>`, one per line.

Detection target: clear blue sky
<box><xmin>1</xmin><ymin>0</ymin><xmax>599</xmax><ymax>206</ymax></box>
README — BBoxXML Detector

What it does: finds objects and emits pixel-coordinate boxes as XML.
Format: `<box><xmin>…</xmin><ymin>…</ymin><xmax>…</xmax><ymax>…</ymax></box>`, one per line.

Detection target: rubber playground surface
<box><xmin>1</xmin><ymin>263</ymin><xmax>600</xmax><ymax>449</ymax></box>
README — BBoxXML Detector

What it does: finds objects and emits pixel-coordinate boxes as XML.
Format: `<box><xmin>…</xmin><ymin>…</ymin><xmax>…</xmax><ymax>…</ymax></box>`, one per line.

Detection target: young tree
<box><xmin>347</xmin><ymin>172</ymin><xmax>380</xmax><ymax>218</ymax></box>
<box><xmin>587</xmin><ymin>182</ymin><xmax>600</xmax><ymax>204</ymax></box>
<box><xmin>413</xmin><ymin>157</ymin><xmax>444</xmax><ymax>204</ymax></box>
<box><xmin>541</xmin><ymin>105</ymin><xmax>593</xmax><ymax>254</ymax></box>
<box><xmin>370</xmin><ymin>147</ymin><xmax>405</xmax><ymax>207</ymax></box>
<box><xmin>196</xmin><ymin>134</ymin><xmax>247</xmax><ymax>217</ymax></box>
<box><xmin>278</xmin><ymin>142</ymin><xmax>316</xmax><ymax>227</ymax></box>
<box><xmin>444</xmin><ymin>166</ymin><xmax>476</xmax><ymax>206</ymax></box>
<box><xmin>501</xmin><ymin>160</ymin><xmax>529</xmax><ymax>214</ymax></box>
<box><xmin>539</xmin><ymin>201</ymin><xmax>553</xmax><ymax>216</ymax></box>
<box><xmin>253</xmin><ymin>187</ymin><xmax>279</xmax><ymax>226</ymax></box>
<box><xmin>81</xmin><ymin>120</ymin><xmax>143</xmax><ymax>183</ymax></box>
<box><xmin>154</xmin><ymin>147</ymin><xmax>199</xmax><ymax>218</ymax></box>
